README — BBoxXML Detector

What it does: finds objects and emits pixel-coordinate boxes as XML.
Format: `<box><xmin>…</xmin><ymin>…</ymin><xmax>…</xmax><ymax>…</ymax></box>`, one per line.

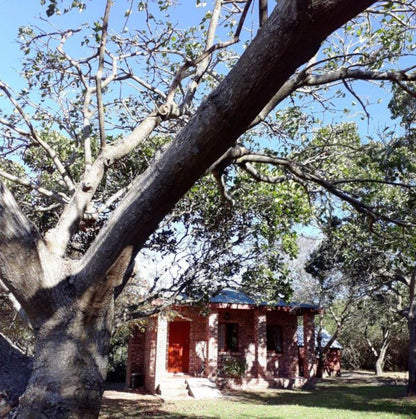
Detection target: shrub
<box><xmin>222</xmin><ymin>358</ymin><xmax>246</xmax><ymax>378</ymax></box>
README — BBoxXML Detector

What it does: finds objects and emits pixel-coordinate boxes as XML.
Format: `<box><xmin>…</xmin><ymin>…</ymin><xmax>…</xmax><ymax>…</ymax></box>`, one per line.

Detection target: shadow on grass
<box><xmin>99</xmin><ymin>381</ymin><xmax>416</xmax><ymax>418</ymax></box>
<box><xmin>226</xmin><ymin>382</ymin><xmax>416</xmax><ymax>417</ymax></box>
<box><xmin>100</xmin><ymin>396</ymin><xmax>176</xmax><ymax>418</ymax></box>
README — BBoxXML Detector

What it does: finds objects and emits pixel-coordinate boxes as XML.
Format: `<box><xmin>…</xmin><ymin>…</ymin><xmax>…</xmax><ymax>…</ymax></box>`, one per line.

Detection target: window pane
<box><xmin>275</xmin><ymin>326</ymin><xmax>282</xmax><ymax>353</ymax></box>
<box><xmin>267</xmin><ymin>325</ymin><xmax>283</xmax><ymax>353</ymax></box>
<box><xmin>266</xmin><ymin>325</ymin><xmax>275</xmax><ymax>351</ymax></box>
<box><xmin>219</xmin><ymin>322</ymin><xmax>239</xmax><ymax>352</ymax></box>
<box><xmin>218</xmin><ymin>323</ymin><xmax>226</xmax><ymax>351</ymax></box>
<box><xmin>227</xmin><ymin>323</ymin><xmax>238</xmax><ymax>352</ymax></box>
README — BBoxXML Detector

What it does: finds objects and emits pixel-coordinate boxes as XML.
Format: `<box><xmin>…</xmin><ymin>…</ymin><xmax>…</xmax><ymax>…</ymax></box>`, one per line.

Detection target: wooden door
<box><xmin>168</xmin><ymin>321</ymin><xmax>190</xmax><ymax>373</ymax></box>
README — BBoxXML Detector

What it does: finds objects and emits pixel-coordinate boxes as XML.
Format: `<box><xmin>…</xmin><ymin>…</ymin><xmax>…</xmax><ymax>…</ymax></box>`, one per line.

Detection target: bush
<box><xmin>222</xmin><ymin>358</ymin><xmax>246</xmax><ymax>378</ymax></box>
<box><xmin>107</xmin><ymin>327</ymin><xmax>129</xmax><ymax>382</ymax></box>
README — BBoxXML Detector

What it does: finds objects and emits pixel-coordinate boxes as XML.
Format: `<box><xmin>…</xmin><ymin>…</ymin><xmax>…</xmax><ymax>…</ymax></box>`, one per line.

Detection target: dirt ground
<box><xmin>323</xmin><ymin>370</ymin><xmax>408</xmax><ymax>385</ymax></box>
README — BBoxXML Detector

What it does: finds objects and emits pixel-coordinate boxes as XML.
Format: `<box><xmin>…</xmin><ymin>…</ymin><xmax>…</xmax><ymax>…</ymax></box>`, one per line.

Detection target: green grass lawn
<box><xmin>100</xmin><ymin>377</ymin><xmax>416</xmax><ymax>418</ymax></box>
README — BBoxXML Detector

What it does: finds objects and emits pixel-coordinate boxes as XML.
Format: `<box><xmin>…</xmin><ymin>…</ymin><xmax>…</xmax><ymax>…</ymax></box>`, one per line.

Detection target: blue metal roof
<box><xmin>210</xmin><ymin>288</ymin><xmax>256</xmax><ymax>304</ymax></box>
<box><xmin>209</xmin><ymin>288</ymin><xmax>319</xmax><ymax>310</ymax></box>
<box><xmin>297</xmin><ymin>326</ymin><xmax>343</xmax><ymax>349</ymax></box>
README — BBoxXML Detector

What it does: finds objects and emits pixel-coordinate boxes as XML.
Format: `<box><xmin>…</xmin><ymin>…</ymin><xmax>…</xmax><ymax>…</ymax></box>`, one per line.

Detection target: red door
<box><xmin>168</xmin><ymin>321</ymin><xmax>190</xmax><ymax>373</ymax></box>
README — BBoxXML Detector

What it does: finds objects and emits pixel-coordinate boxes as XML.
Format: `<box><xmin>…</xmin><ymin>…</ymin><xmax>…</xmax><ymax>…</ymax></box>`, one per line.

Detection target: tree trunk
<box><xmin>375</xmin><ymin>339</ymin><xmax>390</xmax><ymax>377</ymax></box>
<box><xmin>316</xmin><ymin>327</ymin><xmax>323</xmax><ymax>378</ymax></box>
<box><xmin>409</xmin><ymin>315</ymin><xmax>416</xmax><ymax>396</ymax></box>
<box><xmin>316</xmin><ymin>356</ymin><xmax>325</xmax><ymax>378</ymax></box>
<box><xmin>408</xmin><ymin>282</ymin><xmax>416</xmax><ymax>396</ymax></box>
<box><xmin>13</xmin><ymin>299</ymin><xmax>113</xmax><ymax>418</ymax></box>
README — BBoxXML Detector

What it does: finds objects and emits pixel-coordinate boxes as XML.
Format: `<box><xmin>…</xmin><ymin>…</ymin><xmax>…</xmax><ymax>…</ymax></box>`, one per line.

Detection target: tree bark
<box><xmin>79</xmin><ymin>0</ymin><xmax>377</xmax><ymax>292</ymax></box>
<box><xmin>14</xmin><ymin>296</ymin><xmax>113</xmax><ymax>418</ymax></box>
<box><xmin>316</xmin><ymin>327</ymin><xmax>324</xmax><ymax>378</ymax></box>
<box><xmin>0</xmin><ymin>333</ymin><xmax>32</xmax><ymax>413</ymax></box>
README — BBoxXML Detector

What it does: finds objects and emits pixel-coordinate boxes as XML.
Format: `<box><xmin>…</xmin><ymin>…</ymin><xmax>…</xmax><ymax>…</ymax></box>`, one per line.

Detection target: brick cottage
<box><xmin>126</xmin><ymin>289</ymin><xmax>320</xmax><ymax>393</ymax></box>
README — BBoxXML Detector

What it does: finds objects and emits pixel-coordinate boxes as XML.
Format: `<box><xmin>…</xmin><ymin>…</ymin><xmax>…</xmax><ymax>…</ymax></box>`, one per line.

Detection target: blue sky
<box><xmin>0</xmin><ymin>0</ymin><xmax>36</xmax><ymax>83</ymax></box>
<box><xmin>0</xmin><ymin>1</ymin><xmax>224</xmax><ymax>85</ymax></box>
<box><xmin>0</xmin><ymin>0</ymin><xmax>401</xmax><ymax>139</ymax></box>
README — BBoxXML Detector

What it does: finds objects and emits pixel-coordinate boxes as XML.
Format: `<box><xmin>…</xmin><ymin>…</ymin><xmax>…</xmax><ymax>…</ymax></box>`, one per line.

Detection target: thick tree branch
<box><xmin>250</xmin><ymin>66</ymin><xmax>416</xmax><ymax>130</ymax></box>
<box><xmin>238</xmin><ymin>162</ymin><xmax>286</xmax><ymax>183</ymax></box>
<box><xmin>45</xmin><ymin>114</ymin><xmax>161</xmax><ymax>256</ymax></box>
<box><xmin>76</xmin><ymin>0</ymin><xmax>377</xmax><ymax>293</ymax></box>
<box><xmin>0</xmin><ymin>180</ymin><xmax>53</xmax><ymax>320</ymax></box>
<box><xmin>304</xmin><ymin>67</ymin><xmax>416</xmax><ymax>87</ymax></box>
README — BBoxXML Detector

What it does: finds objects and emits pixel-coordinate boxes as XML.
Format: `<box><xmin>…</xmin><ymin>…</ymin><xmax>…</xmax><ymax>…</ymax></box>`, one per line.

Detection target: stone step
<box><xmin>185</xmin><ymin>378</ymin><xmax>223</xmax><ymax>399</ymax></box>
<box><xmin>159</xmin><ymin>377</ymin><xmax>190</xmax><ymax>399</ymax></box>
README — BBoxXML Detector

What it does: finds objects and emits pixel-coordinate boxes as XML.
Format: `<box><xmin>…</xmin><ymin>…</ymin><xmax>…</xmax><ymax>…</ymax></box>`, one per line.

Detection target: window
<box><xmin>219</xmin><ymin>323</ymin><xmax>239</xmax><ymax>352</ymax></box>
<box><xmin>267</xmin><ymin>324</ymin><xmax>283</xmax><ymax>353</ymax></box>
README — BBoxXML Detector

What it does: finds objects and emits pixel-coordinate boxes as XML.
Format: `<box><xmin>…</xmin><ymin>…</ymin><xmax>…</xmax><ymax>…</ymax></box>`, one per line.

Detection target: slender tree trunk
<box><xmin>409</xmin><ymin>314</ymin><xmax>416</xmax><ymax>396</ymax></box>
<box><xmin>408</xmin><ymin>271</ymin><xmax>416</xmax><ymax>396</ymax></box>
<box><xmin>316</xmin><ymin>356</ymin><xmax>325</xmax><ymax>378</ymax></box>
<box><xmin>13</xmin><ymin>298</ymin><xmax>114</xmax><ymax>418</ymax></box>
<box><xmin>375</xmin><ymin>338</ymin><xmax>390</xmax><ymax>377</ymax></box>
<box><xmin>316</xmin><ymin>327</ymin><xmax>324</xmax><ymax>378</ymax></box>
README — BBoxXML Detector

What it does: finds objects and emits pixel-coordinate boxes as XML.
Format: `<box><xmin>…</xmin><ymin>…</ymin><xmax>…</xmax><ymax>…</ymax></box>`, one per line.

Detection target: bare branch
<box><xmin>342</xmin><ymin>79</ymin><xmax>370</xmax><ymax>120</ymax></box>
<box><xmin>95</xmin><ymin>0</ymin><xmax>112</xmax><ymax>151</ymax></box>
<box><xmin>90</xmin><ymin>183</ymin><xmax>133</xmax><ymax>219</ymax></box>
<box><xmin>0</xmin><ymin>169</ymin><xmax>69</xmax><ymax>204</ymax></box>
<box><xmin>304</xmin><ymin>67</ymin><xmax>416</xmax><ymax>87</ymax></box>
<box><xmin>239</xmin><ymin>162</ymin><xmax>286</xmax><ymax>183</ymax></box>
<box><xmin>0</xmin><ymin>82</ymin><xmax>76</xmax><ymax>193</ymax></box>
<box><xmin>181</xmin><ymin>0</ymin><xmax>223</xmax><ymax>110</ymax></box>
<box><xmin>259</xmin><ymin>0</ymin><xmax>268</xmax><ymax>27</ymax></box>
<box><xmin>250</xmin><ymin>66</ymin><xmax>416</xmax><ymax>129</ymax></box>
<box><xmin>166</xmin><ymin>0</ymin><xmax>256</xmax><ymax>109</ymax></box>
<box><xmin>249</xmin><ymin>68</ymin><xmax>308</xmax><ymax>128</ymax></box>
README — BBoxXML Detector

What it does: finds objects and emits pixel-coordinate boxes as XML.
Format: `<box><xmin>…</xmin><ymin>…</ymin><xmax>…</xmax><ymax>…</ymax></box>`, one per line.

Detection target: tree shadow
<box><xmin>98</xmin><ymin>381</ymin><xmax>416</xmax><ymax>418</ymax></box>
<box><xmin>224</xmin><ymin>382</ymin><xmax>415</xmax><ymax>417</ymax></box>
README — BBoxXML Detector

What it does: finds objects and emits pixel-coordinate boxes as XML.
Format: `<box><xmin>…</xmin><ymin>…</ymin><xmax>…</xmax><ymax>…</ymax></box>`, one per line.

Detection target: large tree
<box><xmin>1</xmin><ymin>0</ymin><xmax>416</xmax><ymax>416</ymax></box>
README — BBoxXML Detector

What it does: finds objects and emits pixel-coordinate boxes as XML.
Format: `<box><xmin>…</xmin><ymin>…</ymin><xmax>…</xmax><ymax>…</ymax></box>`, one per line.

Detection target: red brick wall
<box><xmin>266</xmin><ymin>310</ymin><xmax>299</xmax><ymax>377</ymax></box>
<box><xmin>324</xmin><ymin>348</ymin><xmax>341</xmax><ymax>375</ymax></box>
<box><xmin>126</xmin><ymin>328</ymin><xmax>146</xmax><ymax>387</ymax></box>
<box><xmin>303</xmin><ymin>312</ymin><xmax>316</xmax><ymax>379</ymax></box>
<box><xmin>299</xmin><ymin>347</ymin><xmax>341</xmax><ymax>377</ymax></box>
